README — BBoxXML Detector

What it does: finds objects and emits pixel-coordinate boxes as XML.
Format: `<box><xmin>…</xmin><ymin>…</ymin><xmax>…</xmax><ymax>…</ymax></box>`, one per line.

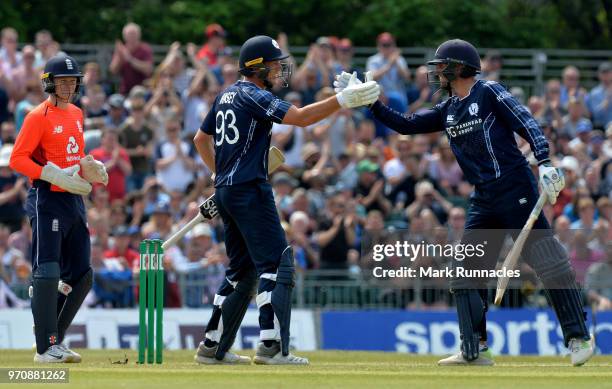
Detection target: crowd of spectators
<box><xmin>0</xmin><ymin>24</ymin><xmax>610</xmax><ymax>310</ymax></box>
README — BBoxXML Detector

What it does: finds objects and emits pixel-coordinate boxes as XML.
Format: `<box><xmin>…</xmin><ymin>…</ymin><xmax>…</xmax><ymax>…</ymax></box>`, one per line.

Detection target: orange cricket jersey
<box><xmin>9</xmin><ymin>100</ymin><xmax>85</xmax><ymax>192</ymax></box>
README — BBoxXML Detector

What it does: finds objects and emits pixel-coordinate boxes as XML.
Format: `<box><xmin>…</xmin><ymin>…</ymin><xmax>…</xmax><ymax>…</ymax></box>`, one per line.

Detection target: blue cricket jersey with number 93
<box><xmin>200</xmin><ymin>80</ymin><xmax>292</xmax><ymax>187</ymax></box>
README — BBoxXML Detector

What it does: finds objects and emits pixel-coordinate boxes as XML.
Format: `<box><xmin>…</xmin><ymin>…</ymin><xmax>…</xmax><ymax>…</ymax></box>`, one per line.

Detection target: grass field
<box><xmin>1</xmin><ymin>350</ymin><xmax>612</xmax><ymax>389</ymax></box>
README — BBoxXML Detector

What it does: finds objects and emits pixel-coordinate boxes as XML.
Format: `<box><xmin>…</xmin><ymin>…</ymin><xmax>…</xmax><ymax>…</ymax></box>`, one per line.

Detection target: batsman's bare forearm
<box><xmin>282</xmin><ymin>97</ymin><xmax>341</xmax><ymax>127</ymax></box>
<box><xmin>193</xmin><ymin>131</ymin><xmax>215</xmax><ymax>174</ymax></box>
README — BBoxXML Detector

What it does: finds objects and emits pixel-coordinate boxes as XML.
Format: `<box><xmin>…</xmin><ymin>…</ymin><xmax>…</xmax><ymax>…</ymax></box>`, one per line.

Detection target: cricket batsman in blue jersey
<box><xmin>335</xmin><ymin>39</ymin><xmax>593</xmax><ymax>366</ymax></box>
<box><xmin>192</xmin><ymin>35</ymin><xmax>379</xmax><ymax>365</ymax></box>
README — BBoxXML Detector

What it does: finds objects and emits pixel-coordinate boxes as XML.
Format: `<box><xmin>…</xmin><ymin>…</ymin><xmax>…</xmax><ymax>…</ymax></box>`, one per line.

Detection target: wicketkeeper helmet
<box><xmin>41</xmin><ymin>54</ymin><xmax>83</xmax><ymax>95</ymax></box>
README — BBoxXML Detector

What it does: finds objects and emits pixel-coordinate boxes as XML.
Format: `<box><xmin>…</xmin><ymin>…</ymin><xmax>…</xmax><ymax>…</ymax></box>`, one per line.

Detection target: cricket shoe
<box><xmin>194</xmin><ymin>341</ymin><xmax>251</xmax><ymax>365</ymax></box>
<box><xmin>253</xmin><ymin>341</ymin><xmax>309</xmax><ymax>365</ymax></box>
<box><xmin>34</xmin><ymin>345</ymin><xmax>79</xmax><ymax>363</ymax></box>
<box><xmin>32</xmin><ymin>326</ymin><xmax>81</xmax><ymax>363</ymax></box>
<box><xmin>437</xmin><ymin>345</ymin><xmax>494</xmax><ymax>366</ymax></box>
<box><xmin>569</xmin><ymin>335</ymin><xmax>594</xmax><ymax>366</ymax></box>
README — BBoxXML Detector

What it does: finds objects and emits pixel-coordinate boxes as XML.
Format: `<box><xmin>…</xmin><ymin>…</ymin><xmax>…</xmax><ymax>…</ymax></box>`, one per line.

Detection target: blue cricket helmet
<box><xmin>427</xmin><ymin>39</ymin><xmax>481</xmax><ymax>76</ymax></box>
<box><xmin>238</xmin><ymin>35</ymin><xmax>291</xmax><ymax>88</ymax></box>
<box><xmin>41</xmin><ymin>54</ymin><xmax>83</xmax><ymax>94</ymax></box>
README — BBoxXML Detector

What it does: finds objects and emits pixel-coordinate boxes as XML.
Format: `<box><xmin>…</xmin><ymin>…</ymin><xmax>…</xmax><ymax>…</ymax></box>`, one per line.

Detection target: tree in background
<box><xmin>0</xmin><ymin>0</ymin><xmax>610</xmax><ymax>49</ymax></box>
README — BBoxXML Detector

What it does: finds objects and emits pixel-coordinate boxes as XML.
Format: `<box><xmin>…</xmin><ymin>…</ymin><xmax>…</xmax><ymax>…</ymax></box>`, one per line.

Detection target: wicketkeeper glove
<box><xmin>80</xmin><ymin>155</ymin><xmax>109</xmax><ymax>185</ymax></box>
<box><xmin>40</xmin><ymin>162</ymin><xmax>92</xmax><ymax>196</ymax></box>
<box><xmin>539</xmin><ymin>162</ymin><xmax>565</xmax><ymax>205</ymax></box>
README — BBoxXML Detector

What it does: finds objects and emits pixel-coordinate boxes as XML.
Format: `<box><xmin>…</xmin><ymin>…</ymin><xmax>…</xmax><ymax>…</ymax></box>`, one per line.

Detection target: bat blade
<box><xmin>494</xmin><ymin>191</ymin><xmax>547</xmax><ymax>305</ymax></box>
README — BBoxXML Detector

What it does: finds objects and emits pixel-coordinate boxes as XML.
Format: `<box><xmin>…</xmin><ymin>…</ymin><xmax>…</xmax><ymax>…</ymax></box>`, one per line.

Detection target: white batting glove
<box><xmin>539</xmin><ymin>163</ymin><xmax>565</xmax><ymax>204</ymax></box>
<box><xmin>80</xmin><ymin>155</ymin><xmax>109</xmax><ymax>185</ymax></box>
<box><xmin>333</xmin><ymin>71</ymin><xmax>373</xmax><ymax>93</ymax></box>
<box><xmin>40</xmin><ymin>162</ymin><xmax>92</xmax><ymax>196</ymax></box>
<box><xmin>335</xmin><ymin>73</ymin><xmax>380</xmax><ymax>108</ymax></box>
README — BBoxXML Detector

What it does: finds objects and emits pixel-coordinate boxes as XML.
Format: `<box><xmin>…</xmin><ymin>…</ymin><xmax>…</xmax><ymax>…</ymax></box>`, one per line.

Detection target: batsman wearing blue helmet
<box><xmin>335</xmin><ymin>39</ymin><xmax>593</xmax><ymax>366</ymax></box>
<box><xmin>192</xmin><ymin>35</ymin><xmax>379</xmax><ymax>365</ymax></box>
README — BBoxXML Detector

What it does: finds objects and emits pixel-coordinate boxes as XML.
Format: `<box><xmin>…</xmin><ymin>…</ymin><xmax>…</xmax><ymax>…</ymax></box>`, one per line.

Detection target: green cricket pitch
<box><xmin>1</xmin><ymin>350</ymin><xmax>611</xmax><ymax>389</ymax></box>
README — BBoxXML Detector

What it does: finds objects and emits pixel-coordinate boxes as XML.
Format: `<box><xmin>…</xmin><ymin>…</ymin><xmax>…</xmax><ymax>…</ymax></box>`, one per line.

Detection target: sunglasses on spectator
<box><xmin>380</xmin><ymin>42</ymin><xmax>393</xmax><ymax>48</ymax></box>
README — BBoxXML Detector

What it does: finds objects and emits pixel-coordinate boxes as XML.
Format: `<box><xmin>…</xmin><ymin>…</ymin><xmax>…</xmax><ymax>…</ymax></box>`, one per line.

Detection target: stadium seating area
<box><xmin>0</xmin><ymin>24</ymin><xmax>610</xmax><ymax>310</ymax></box>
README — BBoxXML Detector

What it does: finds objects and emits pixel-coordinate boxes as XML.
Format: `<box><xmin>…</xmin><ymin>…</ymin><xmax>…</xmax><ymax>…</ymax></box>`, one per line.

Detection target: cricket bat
<box><xmin>161</xmin><ymin>146</ymin><xmax>285</xmax><ymax>250</ymax></box>
<box><xmin>494</xmin><ymin>191</ymin><xmax>547</xmax><ymax>305</ymax></box>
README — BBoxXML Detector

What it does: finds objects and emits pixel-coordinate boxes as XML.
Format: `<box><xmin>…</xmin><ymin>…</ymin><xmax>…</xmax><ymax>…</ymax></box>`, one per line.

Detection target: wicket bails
<box><xmin>138</xmin><ymin>239</ymin><xmax>164</xmax><ymax>364</ymax></box>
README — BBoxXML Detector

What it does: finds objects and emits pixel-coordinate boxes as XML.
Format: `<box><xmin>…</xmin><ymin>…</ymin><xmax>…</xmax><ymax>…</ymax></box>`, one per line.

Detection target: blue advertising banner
<box><xmin>321</xmin><ymin>309</ymin><xmax>612</xmax><ymax>355</ymax></box>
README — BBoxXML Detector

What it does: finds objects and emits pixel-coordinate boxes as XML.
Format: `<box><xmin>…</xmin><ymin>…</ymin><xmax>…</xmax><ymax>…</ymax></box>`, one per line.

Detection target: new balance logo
<box><xmin>53</xmin><ymin>125</ymin><xmax>63</xmax><ymax>134</ymax></box>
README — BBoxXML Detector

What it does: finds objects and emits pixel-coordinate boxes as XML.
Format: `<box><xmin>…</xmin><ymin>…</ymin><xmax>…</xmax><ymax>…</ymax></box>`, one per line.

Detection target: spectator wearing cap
<box><xmin>560</xmin><ymin>97</ymin><xmax>588</xmax><ymax>139</ymax></box>
<box><xmin>105</xmin><ymin>225</ymin><xmax>140</xmax><ymax>270</ymax></box>
<box><xmin>91</xmin><ymin>129</ymin><xmax>132</xmax><ymax>202</ymax></box>
<box><xmin>569</xmin><ymin>118</ymin><xmax>593</xmax><ymax>150</ymax></box>
<box><xmin>553</xmin><ymin>156</ymin><xmax>580</xmax><ymax>217</ymax></box>
<box><xmin>366</xmin><ymin>32</ymin><xmax>411</xmax><ymax>113</ymax></box>
<box><xmin>355</xmin><ymin>159</ymin><xmax>391</xmax><ymax>216</ymax></box>
<box><xmin>272</xmin><ymin>92</ymin><xmax>308</xmax><ymax>168</ymax></box>
<box><xmin>0</xmin><ymin>144</ymin><xmax>26</xmax><ymax>231</ymax></box>
<box><xmin>171</xmin><ymin>222</ymin><xmax>226</xmax><ymax>307</ymax></box>
<box><xmin>196</xmin><ymin>24</ymin><xmax>226</xmax><ymax>67</ymax></box>
<box><xmin>560</xmin><ymin>66</ymin><xmax>587</xmax><ymax>108</ymax></box>
<box><xmin>272</xmin><ymin>172</ymin><xmax>299</xmax><ymax>215</ymax></box>
<box><xmin>172</xmin><ymin>223</ymin><xmax>215</xmax><ymax>273</ymax></box>
<box><xmin>104</xmin><ymin>94</ymin><xmax>127</xmax><ymax>129</ymax></box>
<box><xmin>110</xmin><ymin>22</ymin><xmax>154</xmax><ymax>95</ymax></box>
<box><xmin>588</xmin><ymin>130</ymin><xmax>606</xmax><ymax>162</ymax></box>
<box><xmin>479</xmin><ymin>50</ymin><xmax>503</xmax><ymax>82</ymax></box>
<box><xmin>154</xmin><ymin>115</ymin><xmax>197</xmax><ymax>193</ymax></box>
<box><xmin>585</xmin><ymin>62</ymin><xmax>612</xmax><ymax>128</ymax></box>
<box><xmin>119</xmin><ymin>97</ymin><xmax>154</xmax><ymax>191</ymax></box>
<box><xmin>142</xmin><ymin>201</ymin><xmax>174</xmax><ymax>239</ymax></box>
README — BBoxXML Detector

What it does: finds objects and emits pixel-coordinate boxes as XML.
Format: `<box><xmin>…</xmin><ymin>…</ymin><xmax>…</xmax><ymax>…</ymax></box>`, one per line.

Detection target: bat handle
<box><xmin>161</xmin><ymin>213</ymin><xmax>204</xmax><ymax>250</ymax></box>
